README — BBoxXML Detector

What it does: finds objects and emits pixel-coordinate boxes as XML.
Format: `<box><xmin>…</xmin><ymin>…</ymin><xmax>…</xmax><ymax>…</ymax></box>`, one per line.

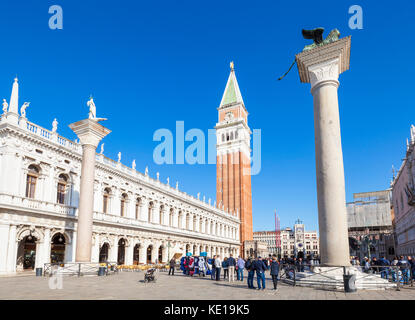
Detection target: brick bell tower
<box><xmin>215</xmin><ymin>62</ymin><xmax>253</xmax><ymax>257</ymax></box>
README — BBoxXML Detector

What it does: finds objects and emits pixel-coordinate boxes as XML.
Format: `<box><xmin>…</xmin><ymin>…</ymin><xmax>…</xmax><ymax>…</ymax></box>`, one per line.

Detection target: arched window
<box><xmin>103</xmin><ymin>188</ymin><xmax>111</xmax><ymax>214</ymax></box>
<box><xmin>178</xmin><ymin>211</ymin><xmax>183</xmax><ymax>229</ymax></box>
<box><xmin>50</xmin><ymin>233</ymin><xmax>66</xmax><ymax>264</ymax></box>
<box><xmin>25</xmin><ymin>165</ymin><xmax>39</xmax><ymax>199</ymax></box>
<box><xmin>222</xmin><ymin>134</ymin><xmax>225</xmax><ymax>142</ymax></box>
<box><xmin>235</xmin><ymin>130</ymin><xmax>238</xmax><ymax>139</ymax></box>
<box><xmin>120</xmin><ymin>193</ymin><xmax>128</xmax><ymax>217</ymax></box>
<box><xmin>158</xmin><ymin>246</ymin><xmax>163</xmax><ymax>263</ymax></box>
<box><xmin>230</xmin><ymin>132</ymin><xmax>234</xmax><ymax>140</ymax></box>
<box><xmin>135</xmin><ymin>198</ymin><xmax>141</xmax><ymax>219</ymax></box>
<box><xmin>226</xmin><ymin>133</ymin><xmax>230</xmax><ymax>141</ymax></box>
<box><xmin>147</xmin><ymin>245</ymin><xmax>153</xmax><ymax>264</ymax></box>
<box><xmin>199</xmin><ymin>219</ymin><xmax>203</xmax><ymax>233</ymax></box>
<box><xmin>186</xmin><ymin>213</ymin><xmax>190</xmax><ymax>230</ymax></box>
<box><xmin>56</xmin><ymin>174</ymin><xmax>68</xmax><ymax>204</ymax></box>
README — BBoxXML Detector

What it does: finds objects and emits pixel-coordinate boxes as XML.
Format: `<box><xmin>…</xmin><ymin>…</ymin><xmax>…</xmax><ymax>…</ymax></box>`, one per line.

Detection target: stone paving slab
<box><xmin>0</xmin><ymin>271</ymin><xmax>414</xmax><ymax>300</ymax></box>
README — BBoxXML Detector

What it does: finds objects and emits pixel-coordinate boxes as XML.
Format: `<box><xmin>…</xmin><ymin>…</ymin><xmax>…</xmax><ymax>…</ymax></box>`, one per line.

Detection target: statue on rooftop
<box><xmin>20</xmin><ymin>102</ymin><xmax>30</xmax><ymax>118</ymax></box>
<box><xmin>145</xmin><ymin>166</ymin><xmax>148</xmax><ymax>176</ymax></box>
<box><xmin>176</xmin><ymin>181</ymin><xmax>179</xmax><ymax>189</ymax></box>
<box><xmin>132</xmin><ymin>159</ymin><xmax>136</xmax><ymax>170</ymax></box>
<box><xmin>2</xmin><ymin>99</ymin><xmax>8</xmax><ymax>114</ymax></box>
<box><xmin>100</xmin><ymin>143</ymin><xmax>104</xmax><ymax>154</ymax></box>
<box><xmin>117</xmin><ymin>152</ymin><xmax>121</xmax><ymax>163</ymax></box>
<box><xmin>52</xmin><ymin>118</ymin><xmax>58</xmax><ymax>133</ymax></box>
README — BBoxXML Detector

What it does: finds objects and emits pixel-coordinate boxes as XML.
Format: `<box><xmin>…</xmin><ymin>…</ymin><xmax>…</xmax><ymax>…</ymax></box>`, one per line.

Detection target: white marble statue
<box><xmin>117</xmin><ymin>152</ymin><xmax>121</xmax><ymax>163</ymax></box>
<box><xmin>20</xmin><ymin>102</ymin><xmax>30</xmax><ymax>118</ymax></box>
<box><xmin>52</xmin><ymin>118</ymin><xmax>58</xmax><ymax>133</ymax></box>
<box><xmin>87</xmin><ymin>97</ymin><xmax>96</xmax><ymax>119</ymax></box>
<box><xmin>208</xmin><ymin>198</ymin><xmax>211</xmax><ymax>205</ymax></box>
<box><xmin>145</xmin><ymin>166</ymin><xmax>148</xmax><ymax>176</ymax></box>
<box><xmin>197</xmin><ymin>192</ymin><xmax>200</xmax><ymax>200</ymax></box>
<box><xmin>176</xmin><ymin>181</ymin><xmax>179</xmax><ymax>189</ymax></box>
<box><xmin>156</xmin><ymin>172</ymin><xmax>159</xmax><ymax>180</ymax></box>
<box><xmin>2</xmin><ymin>99</ymin><xmax>8</xmax><ymax>114</ymax></box>
<box><xmin>203</xmin><ymin>195</ymin><xmax>205</xmax><ymax>202</ymax></box>
<box><xmin>166</xmin><ymin>177</ymin><xmax>169</xmax><ymax>185</ymax></box>
<box><xmin>100</xmin><ymin>143</ymin><xmax>104</xmax><ymax>154</ymax></box>
<box><xmin>132</xmin><ymin>159</ymin><xmax>136</xmax><ymax>170</ymax></box>
<box><xmin>411</xmin><ymin>125</ymin><xmax>415</xmax><ymax>142</ymax></box>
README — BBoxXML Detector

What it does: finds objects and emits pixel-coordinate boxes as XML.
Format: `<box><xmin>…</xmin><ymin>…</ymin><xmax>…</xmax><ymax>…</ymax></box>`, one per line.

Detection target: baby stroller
<box><xmin>144</xmin><ymin>267</ymin><xmax>157</xmax><ymax>283</ymax></box>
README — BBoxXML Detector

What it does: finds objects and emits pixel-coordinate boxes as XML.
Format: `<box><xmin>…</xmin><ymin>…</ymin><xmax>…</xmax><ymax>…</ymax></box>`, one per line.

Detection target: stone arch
<box><xmin>16</xmin><ymin>227</ymin><xmax>44</xmax><ymax>243</ymax></box>
<box><xmin>50</xmin><ymin>230</ymin><xmax>72</xmax><ymax>244</ymax></box>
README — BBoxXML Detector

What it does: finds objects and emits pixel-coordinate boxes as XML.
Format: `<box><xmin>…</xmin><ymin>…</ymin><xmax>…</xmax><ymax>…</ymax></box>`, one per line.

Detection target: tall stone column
<box><xmin>296</xmin><ymin>36</ymin><xmax>351</xmax><ymax>267</ymax></box>
<box><xmin>69</xmin><ymin>119</ymin><xmax>110</xmax><ymax>262</ymax></box>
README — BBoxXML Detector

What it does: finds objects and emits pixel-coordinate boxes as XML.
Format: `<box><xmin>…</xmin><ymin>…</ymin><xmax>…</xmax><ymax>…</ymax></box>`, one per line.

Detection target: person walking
<box><xmin>228</xmin><ymin>254</ymin><xmax>236</xmax><ymax>282</ymax></box>
<box><xmin>270</xmin><ymin>254</ymin><xmax>280</xmax><ymax>291</ymax></box>
<box><xmin>222</xmin><ymin>257</ymin><xmax>229</xmax><ymax>280</ymax></box>
<box><xmin>210</xmin><ymin>255</ymin><xmax>216</xmax><ymax>280</ymax></box>
<box><xmin>245</xmin><ymin>256</ymin><xmax>255</xmax><ymax>289</ymax></box>
<box><xmin>168</xmin><ymin>257</ymin><xmax>176</xmax><ymax>276</ymax></box>
<box><xmin>215</xmin><ymin>255</ymin><xmax>222</xmax><ymax>281</ymax></box>
<box><xmin>236</xmin><ymin>256</ymin><xmax>245</xmax><ymax>281</ymax></box>
<box><xmin>253</xmin><ymin>256</ymin><xmax>267</xmax><ymax>290</ymax></box>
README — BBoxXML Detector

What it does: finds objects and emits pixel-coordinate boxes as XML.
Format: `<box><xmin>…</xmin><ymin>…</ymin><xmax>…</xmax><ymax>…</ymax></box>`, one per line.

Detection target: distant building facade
<box><xmin>253</xmin><ymin>220</ymin><xmax>319</xmax><ymax>259</ymax></box>
<box><xmin>347</xmin><ymin>190</ymin><xmax>395</xmax><ymax>261</ymax></box>
<box><xmin>391</xmin><ymin>125</ymin><xmax>415</xmax><ymax>257</ymax></box>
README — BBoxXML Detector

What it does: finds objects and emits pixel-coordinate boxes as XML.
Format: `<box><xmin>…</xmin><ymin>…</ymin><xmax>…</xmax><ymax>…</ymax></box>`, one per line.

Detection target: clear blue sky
<box><xmin>1</xmin><ymin>1</ymin><xmax>414</xmax><ymax>232</ymax></box>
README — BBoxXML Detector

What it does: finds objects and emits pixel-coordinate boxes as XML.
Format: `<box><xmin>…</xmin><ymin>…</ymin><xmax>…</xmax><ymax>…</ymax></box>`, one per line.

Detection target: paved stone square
<box><xmin>0</xmin><ymin>270</ymin><xmax>414</xmax><ymax>300</ymax></box>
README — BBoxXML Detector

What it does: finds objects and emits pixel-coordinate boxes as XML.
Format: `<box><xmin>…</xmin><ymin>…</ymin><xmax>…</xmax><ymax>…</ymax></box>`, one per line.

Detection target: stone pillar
<box><xmin>296</xmin><ymin>36</ymin><xmax>351</xmax><ymax>267</ymax></box>
<box><xmin>125</xmin><ymin>242</ymin><xmax>134</xmax><ymax>265</ymax></box>
<box><xmin>138</xmin><ymin>243</ymin><xmax>147</xmax><ymax>264</ymax></box>
<box><xmin>0</xmin><ymin>224</ymin><xmax>9</xmax><ymax>273</ymax></box>
<box><xmin>6</xmin><ymin>225</ymin><xmax>17</xmax><ymax>273</ymax></box>
<box><xmin>69</xmin><ymin>119</ymin><xmax>110</xmax><ymax>262</ymax></box>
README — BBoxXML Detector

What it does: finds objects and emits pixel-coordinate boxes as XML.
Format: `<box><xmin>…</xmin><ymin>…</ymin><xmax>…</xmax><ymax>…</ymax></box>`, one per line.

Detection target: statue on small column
<box><xmin>87</xmin><ymin>97</ymin><xmax>96</xmax><ymax>119</ymax></box>
<box><xmin>132</xmin><ymin>159</ymin><xmax>136</xmax><ymax>170</ymax></box>
<box><xmin>117</xmin><ymin>152</ymin><xmax>121</xmax><ymax>163</ymax></box>
<box><xmin>100</xmin><ymin>143</ymin><xmax>104</xmax><ymax>154</ymax></box>
<box><xmin>20</xmin><ymin>102</ymin><xmax>30</xmax><ymax>118</ymax></box>
<box><xmin>145</xmin><ymin>166</ymin><xmax>149</xmax><ymax>176</ymax></box>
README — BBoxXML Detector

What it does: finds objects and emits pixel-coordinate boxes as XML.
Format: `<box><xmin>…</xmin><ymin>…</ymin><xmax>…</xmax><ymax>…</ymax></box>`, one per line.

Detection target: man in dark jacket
<box><xmin>210</xmin><ymin>255</ymin><xmax>216</xmax><ymax>280</ymax></box>
<box><xmin>245</xmin><ymin>257</ymin><xmax>255</xmax><ymax>289</ymax></box>
<box><xmin>169</xmin><ymin>258</ymin><xmax>176</xmax><ymax>275</ymax></box>
<box><xmin>253</xmin><ymin>256</ymin><xmax>268</xmax><ymax>290</ymax></box>
<box><xmin>270</xmin><ymin>254</ymin><xmax>280</xmax><ymax>290</ymax></box>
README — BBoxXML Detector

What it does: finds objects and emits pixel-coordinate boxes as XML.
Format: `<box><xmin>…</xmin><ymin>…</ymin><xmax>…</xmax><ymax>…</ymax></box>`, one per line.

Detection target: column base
<box><xmin>286</xmin><ymin>266</ymin><xmax>395</xmax><ymax>291</ymax></box>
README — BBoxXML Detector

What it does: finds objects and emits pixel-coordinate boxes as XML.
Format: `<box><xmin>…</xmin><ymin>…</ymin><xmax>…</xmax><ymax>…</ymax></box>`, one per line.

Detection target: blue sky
<box><xmin>0</xmin><ymin>0</ymin><xmax>414</xmax><ymax>232</ymax></box>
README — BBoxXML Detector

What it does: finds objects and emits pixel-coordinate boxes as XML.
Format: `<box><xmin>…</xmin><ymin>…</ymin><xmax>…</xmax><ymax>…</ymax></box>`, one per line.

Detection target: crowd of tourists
<box><xmin>170</xmin><ymin>253</ymin><xmax>282</xmax><ymax>291</ymax></box>
<box><xmin>350</xmin><ymin>255</ymin><xmax>415</xmax><ymax>283</ymax></box>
